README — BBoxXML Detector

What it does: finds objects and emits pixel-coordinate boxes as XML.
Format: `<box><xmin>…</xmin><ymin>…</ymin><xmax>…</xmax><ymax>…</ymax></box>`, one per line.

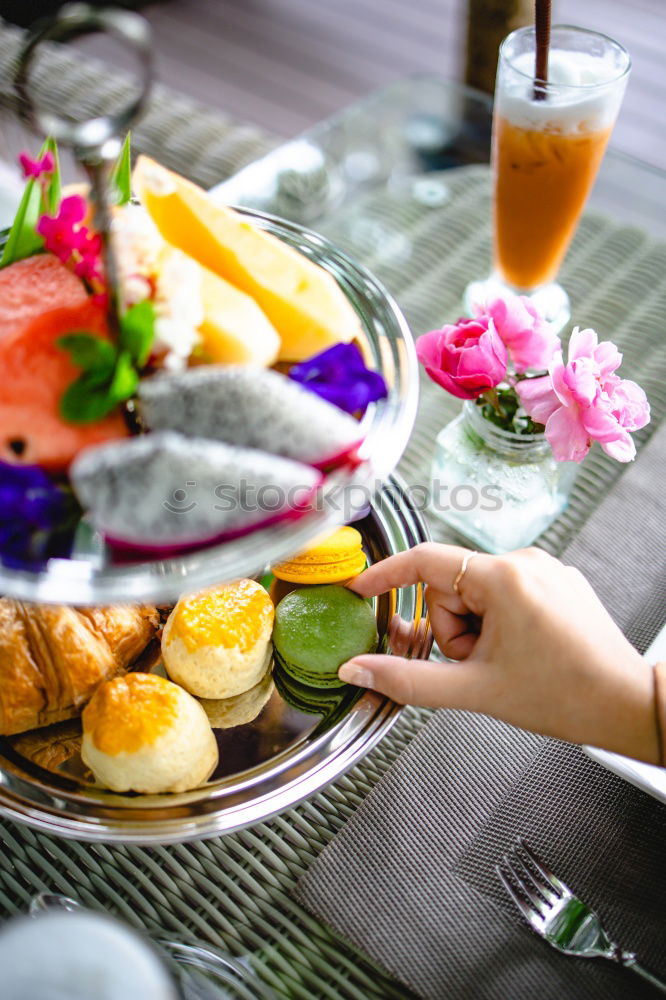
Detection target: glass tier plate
<box><xmin>0</xmin><ymin>475</ymin><xmax>430</xmax><ymax>843</ymax></box>
<box><xmin>0</xmin><ymin>210</ymin><xmax>418</xmax><ymax>605</ymax></box>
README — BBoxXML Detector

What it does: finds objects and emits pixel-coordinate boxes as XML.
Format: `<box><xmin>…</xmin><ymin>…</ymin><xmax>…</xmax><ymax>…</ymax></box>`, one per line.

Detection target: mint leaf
<box><xmin>58</xmin><ymin>315</ymin><xmax>145</xmax><ymax>423</ymax></box>
<box><xmin>111</xmin><ymin>133</ymin><xmax>132</xmax><ymax>206</ymax></box>
<box><xmin>60</xmin><ymin>371</ymin><xmax>118</xmax><ymax>424</ymax></box>
<box><xmin>120</xmin><ymin>300</ymin><xmax>155</xmax><ymax>367</ymax></box>
<box><xmin>57</xmin><ymin>333</ymin><xmax>117</xmax><ymax>374</ymax></box>
<box><xmin>108</xmin><ymin>350</ymin><xmax>139</xmax><ymax>403</ymax></box>
<box><xmin>60</xmin><ymin>351</ymin><xmax>138</xmax><ymax>424</ymax></box>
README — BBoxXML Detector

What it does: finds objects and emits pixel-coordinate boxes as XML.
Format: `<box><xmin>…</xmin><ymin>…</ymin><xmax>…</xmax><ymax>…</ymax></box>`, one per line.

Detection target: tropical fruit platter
<box><xmin>0</xmin><ymin>139</ymin><xmax>417</xmax><ymax>605</ymax></box>
<box><xmin>0</xmin><ymin>112</ymin><xmax>425</xmax><ymax>839</ymax></box>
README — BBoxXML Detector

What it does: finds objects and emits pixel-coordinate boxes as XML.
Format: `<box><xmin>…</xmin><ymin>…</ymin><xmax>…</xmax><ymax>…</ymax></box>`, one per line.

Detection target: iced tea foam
<box><xmin>497</xmin><ymin>50</ymin><xmax>627</xmax><ymax>133</ymax></box>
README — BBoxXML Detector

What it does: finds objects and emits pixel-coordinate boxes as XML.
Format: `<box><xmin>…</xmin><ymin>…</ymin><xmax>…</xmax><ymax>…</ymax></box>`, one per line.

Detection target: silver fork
<box><xmin>497</xmin><ymin>839</ymin><xmax>666</xmax><ymax>994</ymax></box>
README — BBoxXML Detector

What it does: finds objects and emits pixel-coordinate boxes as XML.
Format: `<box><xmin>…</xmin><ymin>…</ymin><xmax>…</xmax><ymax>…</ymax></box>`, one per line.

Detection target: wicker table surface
<box><xmin>1</xmin><ymin>163</ymin><xmax>665</xmax><ymax>998</ymax></box>
<box><xmin>0</xmin><ymin>39</ymin><xmax>665</xmax><ymax>995</ymax></box>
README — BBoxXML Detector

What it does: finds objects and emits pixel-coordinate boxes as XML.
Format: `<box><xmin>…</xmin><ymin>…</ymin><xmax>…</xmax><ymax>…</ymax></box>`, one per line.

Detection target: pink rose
<box><xmin>516</xmin><ymin>327</ymin><xmax>650</xmax><ymax>463</ymax></box>
<box><xmin>416</xmin><ymin>317</ymin><xmax>507</xmax><ymax>400</ymax></box>
<box><xmin>474</xmin><ymin>292</ymin><xmax>559</xmax><ymax>373</ymax></box>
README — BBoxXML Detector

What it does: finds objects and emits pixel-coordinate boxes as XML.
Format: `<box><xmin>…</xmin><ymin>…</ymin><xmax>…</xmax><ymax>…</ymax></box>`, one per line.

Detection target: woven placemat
<box><xmin>316</xmin><ymin>166</ymin><xmax>666</xmax><ymax>556</ymax></box>
<box><xmin>292</xmin><ymin>425</ymin><xmax>666</xmax><ymax>1000</ymax></box>
<box><xmin>0</xmin><ymin>19</ymin><xmax>280</xmax><ymax>187</ymax></box>
<box><xmin>0</xmin><ymin>165</ymin><xmax>665</xmax><ymax>999</ymax></box>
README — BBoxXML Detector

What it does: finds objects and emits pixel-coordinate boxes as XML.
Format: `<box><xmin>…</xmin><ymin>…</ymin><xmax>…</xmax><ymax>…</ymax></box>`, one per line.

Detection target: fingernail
<box><xmin>338</xmin><ymin>660</ymin><xmax>374</xmax><ymax>687</ymax></box>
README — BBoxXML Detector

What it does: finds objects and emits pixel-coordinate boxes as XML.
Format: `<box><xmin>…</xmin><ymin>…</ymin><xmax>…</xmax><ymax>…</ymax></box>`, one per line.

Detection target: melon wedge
<box><xmin>0</xmin><ymin>254</ymin><xmax>88</xmax><ymax>342</ymax></box>
<box><xmin>0</xmin><ymin>300</ymin><xmax>128</xmax><ymax>470</ymax></box>
<box><xmin>133</xmin><ymin>156</ymin><xmax>363</xmax><ymax>362</ymax></box>
<box><xmin>198</xmin><ymin>264</ymin><xmax>280</xmax><ymax>366</ymax></box>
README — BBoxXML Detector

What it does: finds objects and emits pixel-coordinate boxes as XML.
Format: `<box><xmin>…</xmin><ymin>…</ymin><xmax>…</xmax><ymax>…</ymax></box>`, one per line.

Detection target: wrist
<box><xmin>590</xmin><ymin>657</ymin><xmax>661</xmax><ymax>765</ymax></box>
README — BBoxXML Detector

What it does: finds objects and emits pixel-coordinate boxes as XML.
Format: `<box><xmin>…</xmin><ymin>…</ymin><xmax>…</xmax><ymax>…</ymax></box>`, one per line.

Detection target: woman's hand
<box><xmin>339</xmin><ymin>544</ymin><xmax>659</xmax><ymax>764</ymax></box>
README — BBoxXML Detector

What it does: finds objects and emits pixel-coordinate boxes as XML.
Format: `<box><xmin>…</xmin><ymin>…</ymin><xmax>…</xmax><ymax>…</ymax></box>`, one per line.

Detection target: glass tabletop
<box><xmin>215</xmin><ymin>74</ymin><xmax>666</xmax><ymax>571</ymax></box>
<box><xmin>214</xmin><ymin>75</ymin><xmax>666</xmax><ymax>241</ymax></box>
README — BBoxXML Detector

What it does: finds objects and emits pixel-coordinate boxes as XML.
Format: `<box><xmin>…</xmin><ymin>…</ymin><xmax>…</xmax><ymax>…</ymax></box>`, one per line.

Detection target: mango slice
<box><xmin>133</xmin><ymin>156</ymin><xmax>363</xmax><ymax>361</ymax></box>
<box><xmin>198</xmin><ymin>264</ymin><xmax>280</xmax><ymax>366</ymax></box>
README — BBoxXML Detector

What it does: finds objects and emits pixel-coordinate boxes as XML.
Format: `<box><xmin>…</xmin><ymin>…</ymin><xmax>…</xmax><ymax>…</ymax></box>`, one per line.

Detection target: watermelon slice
<box><xmin>0</xmin><ymin>298</ymin><xmax>128</xmax><ymax>470</ymax></box>
<box><xmin>0</xmin><ymin>254</ymin><xmax>89</xmax><ymax>342</ymax></box>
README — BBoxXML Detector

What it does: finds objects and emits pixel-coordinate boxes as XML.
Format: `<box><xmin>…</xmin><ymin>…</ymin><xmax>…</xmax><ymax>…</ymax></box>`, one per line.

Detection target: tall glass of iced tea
<box><xmin>466</xmin><ymin>26</ymin><xmax>630</xmax><ymax>331</ymax></box>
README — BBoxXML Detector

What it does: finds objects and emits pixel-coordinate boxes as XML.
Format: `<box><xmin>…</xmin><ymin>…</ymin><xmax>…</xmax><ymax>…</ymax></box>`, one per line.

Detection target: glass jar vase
<box><xmin>430</xmin><ymin>400</ymin><xmax>577</xmax><ymax>553</ymax></box>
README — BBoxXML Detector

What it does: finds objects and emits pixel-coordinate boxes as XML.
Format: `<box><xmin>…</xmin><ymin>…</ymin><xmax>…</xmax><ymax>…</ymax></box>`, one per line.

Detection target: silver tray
<box><xmin>0</xmin><ymin>210</ymin><xmax>418</xmax><ymax>606</ymax></box>
<box><xmin>0</xmin><ymin>475</ymin><xmax>430</xmax><ymax>843</ymax></box>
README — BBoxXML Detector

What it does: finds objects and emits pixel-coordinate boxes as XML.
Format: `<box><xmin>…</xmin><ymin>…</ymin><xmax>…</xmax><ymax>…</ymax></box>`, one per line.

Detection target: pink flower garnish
<box><xmin>18</xmin><ymin>150</ymin><xmax>55</xmax><ymax>181</ymax></box>
<box><xmin>516</xmin><ymin>327</ymin><xmax>650</xmax><ymax>463</ymax></box>
<box><xmin>37</xmin><ymin>195</ymin><xmax>88</xmax><ymax>260</ymax></box>
<box><xmin>416</xmin><ymin>316</ymin><xmax>507</xmax><ymax>400</ymax></box>
<box><xmin>57</xmin><ymin>194</ymin><xmax>87</xmax><ymax>225</ymax></box>
<box><xmin>474</xmin><ymin>292</ymin><xmax>559</xmax><ymax>373</ymax></box>
<box><xmin>37</xmin><ymin>195</ymin><xmax>105</xmax><ymax>294</ymax></box>
<box><xmin>36</xmin><ymin>214</ymin><xmax>75</xmax><ymax>263</ymax></box>
<box><xmin>74</xmin><ymin>254</ymin><xmax>103</xmax><ymax>283</ymax></box>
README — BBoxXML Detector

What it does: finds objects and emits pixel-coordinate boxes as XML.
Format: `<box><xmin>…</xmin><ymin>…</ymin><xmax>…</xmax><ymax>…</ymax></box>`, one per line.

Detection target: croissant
<box><xmin>0</xmin><ymin>600</ymin><xmax>160</xmax><ymax>736</ymax></box>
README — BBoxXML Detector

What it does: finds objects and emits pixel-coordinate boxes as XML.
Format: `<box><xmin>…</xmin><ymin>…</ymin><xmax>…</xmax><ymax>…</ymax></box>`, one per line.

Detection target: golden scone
<box><xmin>162</xmin><ymin>579</ymin><xmax>274</xmax><ymax>699</ymax></box>
<box><xmin>81</xmin><ymin>673</ymin><xmax>218</xmax><ymax>794</ymax></box>
<box><xmin>200</xmin><ymin>666</ymin><xmax>275</xmax><ymax>729</ymax></box>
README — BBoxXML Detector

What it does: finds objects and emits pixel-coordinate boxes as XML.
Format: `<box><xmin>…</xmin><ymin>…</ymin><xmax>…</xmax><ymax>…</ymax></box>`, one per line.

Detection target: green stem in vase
<box><xmin>485</xmin><ymin>386</ymin><xmax>505</xmax><ymax>418</ymax></box>
<box><xmin>478</xmin><ymin>387</ymin><xmax>545</xmax><ymax>435</ymax></box>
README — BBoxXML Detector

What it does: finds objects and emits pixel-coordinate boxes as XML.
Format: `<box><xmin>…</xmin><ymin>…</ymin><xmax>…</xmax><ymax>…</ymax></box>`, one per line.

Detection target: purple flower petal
<box><xmin>0</xmin><ymin>462</ymin><xmax>77</xmax><ymax>567</ymax></box>
<box><xmin>289</xmin><ymin>342</ymin><xmax>388</xmax><ymax>415</ymax></box>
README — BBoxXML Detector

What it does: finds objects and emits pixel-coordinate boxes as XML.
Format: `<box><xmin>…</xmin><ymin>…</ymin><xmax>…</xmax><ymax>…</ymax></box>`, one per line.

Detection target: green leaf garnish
<box><xmin>111</xmin><ymin>133</ymin><xmax>132</xmax><ymax>206</ymax></box>
<box><xmin>108</xmin><ymin>350</ymin><xmax>139</xmax><ymax>402</ymax></box>
<box><xmin>60</xmin><ymin>371</ymin><xmax>120</xmax><ymax>423</ymax></box>
<box><xmin>120</xmin><ymin>299</ymin><xmax>155</xmax><ymax>367</ymax></box>
<box><xmin>58</xmin><ymin>299</ymin><xmax>155</xmax><ymax>425</ymax></box>
<box><xmin>0</xmin><ymin>137</ymin><xmax>60</xmax><ymax>269</ymax></box>
<box><xmin>57</xmin><ymin>333</ymin><xmax>116</xmax><ymax>373</ymax></box>
<box><xmin>42</xmin><ymin>137</ymin><xmax>61</xmax><ymax>216</ymax></box>
<box><xmin>0</xmin><ymin>176</ymin><xmax>43</xmax><ymax>267</ymax></box>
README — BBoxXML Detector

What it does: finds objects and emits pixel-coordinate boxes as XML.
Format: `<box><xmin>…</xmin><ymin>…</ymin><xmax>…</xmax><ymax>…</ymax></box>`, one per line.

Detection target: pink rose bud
<box><xmin>476</xmin><ymin>292</ymin><xmax>560</xmax><ymax>373</ymax></box>
<box><xmin>416</xmin><ymin>317</ymin><xmax>507</xmax><ymax>400</ymax></box>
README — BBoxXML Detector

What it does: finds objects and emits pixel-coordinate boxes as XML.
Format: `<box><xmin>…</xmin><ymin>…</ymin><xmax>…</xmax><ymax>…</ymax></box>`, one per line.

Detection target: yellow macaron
<box><xmin>272</xmin><ymin>526</ymin><xmax>366</xmax><ymax>584</ymax></box>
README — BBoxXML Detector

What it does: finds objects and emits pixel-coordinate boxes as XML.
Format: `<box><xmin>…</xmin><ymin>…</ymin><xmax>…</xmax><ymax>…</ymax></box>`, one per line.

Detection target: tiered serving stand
<box><xmin>0</xmin><ymin>6</ymin><xmax>427</xmax><ymax>843</ymax></box>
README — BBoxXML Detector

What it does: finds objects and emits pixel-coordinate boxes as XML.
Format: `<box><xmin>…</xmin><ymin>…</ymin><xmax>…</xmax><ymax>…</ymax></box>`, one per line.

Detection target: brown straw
<box><xmin>533</xmin><ymin>0</ymin><xmax>551</xmax><ymax>101</ymax></box>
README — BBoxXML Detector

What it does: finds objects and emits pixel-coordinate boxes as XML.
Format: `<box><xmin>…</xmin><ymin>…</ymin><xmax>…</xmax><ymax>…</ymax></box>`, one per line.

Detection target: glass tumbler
<box><xmin>465</xmin><ymin>25</ymin><xmax>631</xmax><ymax>331</ymax></box>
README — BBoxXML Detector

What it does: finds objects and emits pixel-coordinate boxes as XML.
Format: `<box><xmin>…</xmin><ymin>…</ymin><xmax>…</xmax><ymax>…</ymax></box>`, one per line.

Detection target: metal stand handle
<box><xmin>14</xmin><ymin>3</ymin><xmax>154</xmax><ymax>340</ymax></box>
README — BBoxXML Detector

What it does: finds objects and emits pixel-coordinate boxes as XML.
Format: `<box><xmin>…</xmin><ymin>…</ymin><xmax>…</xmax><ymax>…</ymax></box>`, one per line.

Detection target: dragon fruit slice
<box><xmin>70</xmin><ymin>431</ymin><xmax>322</xmax><ymax>553</ymax></box>
<box><xmin>136</xmin><ymin>366</ymin><xmax>363</xmax><ymax>469</ymax></box>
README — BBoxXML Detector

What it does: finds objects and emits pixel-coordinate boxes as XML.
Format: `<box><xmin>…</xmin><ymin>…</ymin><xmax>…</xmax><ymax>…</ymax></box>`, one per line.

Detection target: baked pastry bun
<box><xmin>81</xmin><ymin>673</ymin><xmax>218</xmax><ymax>794</ymax></box>
<box><xmin>162</xmin><ymin>579</ymin><xmax>274</xmax><ymax>699</ymax></box>
<box><xmin>200</xmin><ymin>666</ymin><xmax>275</xmax><ymax>729</ymax></box>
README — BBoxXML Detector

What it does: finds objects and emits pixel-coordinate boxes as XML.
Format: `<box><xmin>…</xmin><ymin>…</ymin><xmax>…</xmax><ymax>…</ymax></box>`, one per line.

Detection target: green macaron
<box><xmin>273</xmin><ymin>585</ymin><xmax>378</xmax><ymax>689</ymax></box>
<box><xmin>273</xmin><ymin>661</ymin><xmax>355</xmax><ymax>717</ymax></box>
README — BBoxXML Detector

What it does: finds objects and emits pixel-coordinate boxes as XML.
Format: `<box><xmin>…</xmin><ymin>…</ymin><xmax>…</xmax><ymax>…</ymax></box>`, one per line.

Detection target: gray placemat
<box><xmin>294</xmin><ymin>423</ymin><xmax>666</xmax><ymax>999</ymax></box>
